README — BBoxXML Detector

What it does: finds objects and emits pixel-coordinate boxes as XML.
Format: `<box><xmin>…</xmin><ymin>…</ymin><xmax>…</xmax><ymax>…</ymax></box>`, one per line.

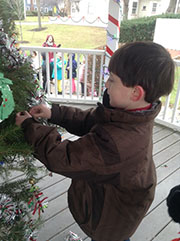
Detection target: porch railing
<box><xmin>21</xmin><ymin>46</ymin><xmax>180</xmax><ymax>131</ymax></box>
<box><xmin>21</xmin><ymin>46</ymin><xmax>105</xmax><ymax>105</ymax></box>
<box><xmin>155</xmin><ymin>59</ymin><xmax>180</xmax><ymax>132</ymax></box>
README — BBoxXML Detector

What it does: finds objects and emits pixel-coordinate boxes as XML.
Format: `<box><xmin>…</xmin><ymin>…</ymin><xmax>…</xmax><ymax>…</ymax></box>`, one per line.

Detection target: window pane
<box><xmin>132</xmin><ymin>2</ymin><xmax>137</xmax><ymax>14</ymax></box>
<box><xmin>152</xmin><ymin>2</ymin><xmax>157</xmax><ymax>12</ymax></box>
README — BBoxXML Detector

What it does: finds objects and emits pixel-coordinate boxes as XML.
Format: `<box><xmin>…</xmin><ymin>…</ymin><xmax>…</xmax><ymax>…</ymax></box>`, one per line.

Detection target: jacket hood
<box><xmin>95</xmin><ymin>101</ymin><xmax>162</xmax><ymax>124</ymax></box>
<box><xmin>72</xmin><ymin>53</ymin><xmax>75</xmax><ymax>60</ymax></box>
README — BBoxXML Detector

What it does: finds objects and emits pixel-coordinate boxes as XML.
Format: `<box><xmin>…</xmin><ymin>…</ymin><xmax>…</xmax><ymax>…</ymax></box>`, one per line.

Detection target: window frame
<box><xmin>132</xmin><ymin>1</ymin><xmax>138</xmax><ymax>14</ymax></box>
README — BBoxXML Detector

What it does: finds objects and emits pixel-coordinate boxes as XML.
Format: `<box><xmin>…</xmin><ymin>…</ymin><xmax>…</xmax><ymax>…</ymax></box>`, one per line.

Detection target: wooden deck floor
<box><xmin>32</xmin><ymin>123</ymin><xmax>180</xmax><ymax>241</ymax></box>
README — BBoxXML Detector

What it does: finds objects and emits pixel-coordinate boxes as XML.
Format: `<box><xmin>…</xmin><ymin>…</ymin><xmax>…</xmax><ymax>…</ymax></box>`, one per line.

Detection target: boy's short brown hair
<box><xmin>108</xmin><ymin>42</ymin><xmax>175</xmax><ymax>103</ymax></box>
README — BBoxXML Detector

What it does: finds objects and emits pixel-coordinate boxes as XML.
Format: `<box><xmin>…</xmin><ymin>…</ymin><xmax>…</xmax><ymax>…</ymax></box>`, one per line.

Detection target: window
<box><xmin>33</xmin><ymin>0</ymin><xmax>36</xmax><ymax>4</ymax></box>
<box><xmin>152</xmin><ymin>2</ymin><xmax>157</xmax><ymax>13</ymax></box>
<box><xmin>27</xmin><ymin>0</ymin><xmax>30</xmax><ymax>4</ymax></box>
<box><xmin>142</xmin><ymin>5</ymin><xmax>146</xmax><ymax>11</ymax></box>
<box><xmin>132</xmin><ymin>2</ymin><xmax>138</xmax><ymax>14</ymax></box>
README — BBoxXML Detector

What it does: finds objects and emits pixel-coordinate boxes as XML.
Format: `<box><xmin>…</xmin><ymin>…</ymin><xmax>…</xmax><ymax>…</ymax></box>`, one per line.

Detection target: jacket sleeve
<box><xmin>48</xmin><ymin>104</ymin><xmax>96</xmax><ymax>136</ymax></box>
<box><xmin>72</xmin><ymin>60</ymin><xmax>77</xmax><ymax>71</ymax></box>
<box><xmin>21</xmin><ymin>118</ymin><xmax>116</xmax><ymax>180</ymax></box>
<box><xmin>57</xmin><ymin>61</ymin><xmax>62</xmax><ymax>69</ymax></box>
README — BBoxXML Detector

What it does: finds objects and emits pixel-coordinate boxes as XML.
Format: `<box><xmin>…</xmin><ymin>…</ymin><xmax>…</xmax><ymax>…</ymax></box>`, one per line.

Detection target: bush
<box><xmin>120</xmin><ymin>13</ymin><xmax>180</xmax><ymax>43</ymax></box>
<box><xmin>26</xmin><ymin>10</ymin><xmax>38</xmax><ymax>16</ymax></box>
<box><xmin>48</xmin><ymin>10</ymin><xmax>53</xmax><ymax>16</ymax></box>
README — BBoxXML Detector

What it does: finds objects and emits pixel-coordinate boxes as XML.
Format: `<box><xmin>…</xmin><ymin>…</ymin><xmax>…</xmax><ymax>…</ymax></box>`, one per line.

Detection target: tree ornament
<box><xmin>171</xmin><ymin>238</ymin><xmax>180</xmax><ymax>241</ymax></box>
<box><xmin>0</xmin><ymin>194</ymin><xmax>23</xmax><ymax>225</ymax></box>
<box><xmin>0</xmin><ymin>72</ymin><xmax>15</xmax><ymax>122</ymax></box>
<box><xmin>0</xmin><ymin>30</ymin><xmax>26</xmax><ymax>69</ymax></box>
<box><xmin>29</xmin><ymin>178</ymin><xmax>36</xmax><ymax>185</ymax></box>
<box><xmin>65</xmin><ymin>231</ymin><xmax>83</xmax><ymax>241</ymax></box>
<box><xmin>28</xmin><ymin>185</ymin><xmax>48</xmax><ymax>217</ymax></box>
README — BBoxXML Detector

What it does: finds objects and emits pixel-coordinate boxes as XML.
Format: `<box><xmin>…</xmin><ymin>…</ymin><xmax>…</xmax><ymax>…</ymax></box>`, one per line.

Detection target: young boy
<box><xmin>16</xmin><ymin>42</ymin><xmax>174</xmax><ymax>241</ymax></box>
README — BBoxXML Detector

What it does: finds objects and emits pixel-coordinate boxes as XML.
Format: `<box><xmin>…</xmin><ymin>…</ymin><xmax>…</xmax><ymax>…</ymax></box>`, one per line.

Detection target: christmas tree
<box><xmin>0</xmin><ymin>29</ymin><xmax>47</xmax><ymax>241</ymax></box>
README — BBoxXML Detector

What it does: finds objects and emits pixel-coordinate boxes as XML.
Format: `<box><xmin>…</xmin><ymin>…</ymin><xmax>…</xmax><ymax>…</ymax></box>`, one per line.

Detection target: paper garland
<box><xmin>0</xmin><ymin>72</ymin><xmax>15</xmax><ymax>121</ymax></box>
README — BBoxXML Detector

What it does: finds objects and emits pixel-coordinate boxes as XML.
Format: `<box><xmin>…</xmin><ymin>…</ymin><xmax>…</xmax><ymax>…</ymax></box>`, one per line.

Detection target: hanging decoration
<box><xmin>106</xmin><ymin>29</ymin><xmax>119</xmax><ymax>41</ymax></box>
<box><xmin>28</xmin><ymin>183</ymin><xmax>48</xmax><ymax>218</ymax></box>
<box><xmin>49</xmin><ymin>15</ymin><xmax>108</xmax><ymax>25</ymax></box>
<box><xmin>65</xmin><ymin>231</ymin><xmax>83</xmax><ymax>241</ymax></box>
<box><xmin>0</xmin><ymin>194</ymin><xmax>23</xmax><ymax>225</ymax></box>
<box><xmin>0</xmin><ymin>72</ymin><xmax>15</xmax><ymax>122</ymax></box>
<box><xmin>171</xmin><ymin>232</ymin><xmax>180</xmax><ymax>241</ymax></box>
<box><xmin>102</xmin><ymin>65</ymin><xmax>109</xmax><ymax>77</ymax></box>
<box><xmin>0</xmin><ymin>30</ymin><xmax>26</xmax><ymax>69</ymax></box>
<box><xmin>25</xmin><ymin>219</ymin><xmax>38</xmax><ymax>241</ymax></box>
<box><xmin>0</xmin><ymin>30</ymin><xmax>45</xmax><ymax>107</ymax></box>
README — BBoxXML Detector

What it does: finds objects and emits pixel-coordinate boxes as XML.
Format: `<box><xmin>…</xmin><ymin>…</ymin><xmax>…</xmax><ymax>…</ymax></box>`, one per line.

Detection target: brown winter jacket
<box><xmin>22</xmin><ymin>101</ymin><xmax>162</xmax><ymax>241</ymax></box>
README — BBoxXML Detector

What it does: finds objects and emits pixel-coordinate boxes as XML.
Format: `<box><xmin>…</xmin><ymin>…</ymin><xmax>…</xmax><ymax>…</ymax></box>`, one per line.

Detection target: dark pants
<box><xmin>80</xmin><ymin>82</ymin><xmax>84</xmax><ymax>96</ymax></box>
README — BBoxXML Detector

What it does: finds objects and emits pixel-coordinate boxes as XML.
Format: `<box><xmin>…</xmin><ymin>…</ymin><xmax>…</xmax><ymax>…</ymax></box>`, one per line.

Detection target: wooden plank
<box><xmin>131</xmin><ymin>201</ymin><xmax>171</xmax><ymax>241</ymax></box>
<box><xmin>153</xmin><ymin>127</ymin><xmax>173</xmax><ymax>143</ymax></box>
<box><xmin>153</xmin><ymin>140</ymin><xmax>180</xmax><ymax>167</ymax></box>
<box><xmin>153</xmin><ymin>124</ymin><xmax>164</xmax><ymax>134</ymax></box>
<box><xmin>37</xmin><ymin>208</ymin><xmax>75</xmax><ymax>241</ymax></box>
<box><xmin>50</xmin><ymin>222</ymin><xmax>88</xmax><ymax>241</ymax></box>
<box><xmin>131</xmin><ymin>169</ymin><xmax>180</xmax><ymax>240</ymax></box>
<box><xmin>153</xmin><ymin>132</ymin><xmax>180</xmax><ymax>155</ymax></box>
<box><xmin>84</xmin><ymin>238</ymin><xmax>91</xmax><ymax>241</ymax></box>
<box><xmin>41</xmin><ymin>178</ymin><xmax>71</xmax><ymax>202</ymax></box>
<box><xmin>41</xmin><ymin>192</ymin><xmax>68</xmax><ymax>222</ymax></box>
<box><xmin>152</xmin><ymin>221</ymin><xmax>180</xmax><ymax>241</ymax></box>
<box><xmin>156</xmin><ymin>154</ymin><xmax>180</xmax><ymax>184</ymax></box>
<box><xmin>38</xmin><ymin>173</ymin><xmax>66</xmax><ymax>191</ymax></box>
<box><xmin>148</xmin><ymin>168</ymin><xmax>180</xmax><ymax>213</ymax></box>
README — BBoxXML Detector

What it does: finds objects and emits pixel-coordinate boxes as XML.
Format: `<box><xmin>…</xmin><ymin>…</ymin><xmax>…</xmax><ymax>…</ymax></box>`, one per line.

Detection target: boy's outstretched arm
<box><xmin>30</xmin><ymin>104</ymin><xmax>96</xmax><ymax>136</ymax></box>
<box><xmin>50</xmin><ymin>104</ymin><xmax>96</xmax><ymax>136</ymax></box>
<box><xmin>17</xmin><ymin>117</ymin><xmax>115</xmax><ymax>181</ymax></box>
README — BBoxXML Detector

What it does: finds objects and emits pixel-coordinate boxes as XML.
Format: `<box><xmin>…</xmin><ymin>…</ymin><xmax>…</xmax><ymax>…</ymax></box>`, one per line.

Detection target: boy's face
<box><xmin>105</xmin><ymin>72</ymin><xmax>134</xmax><ymax>109</ymax></box>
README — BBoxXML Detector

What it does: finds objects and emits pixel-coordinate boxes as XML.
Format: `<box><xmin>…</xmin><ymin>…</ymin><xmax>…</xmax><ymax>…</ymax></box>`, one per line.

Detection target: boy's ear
<box><xmin>131</xmin><ymin>85</ymin><xmax>145</xmax><ymax>101</ymax></box>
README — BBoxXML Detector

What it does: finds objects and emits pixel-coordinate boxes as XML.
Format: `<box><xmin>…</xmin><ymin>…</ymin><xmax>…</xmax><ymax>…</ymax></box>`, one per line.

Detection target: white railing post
<box><xmin>171</xmin><ymin>76</ymin><xmax>180</xmax><ymax>123</ymax></box>
<box><xmin>91</xmin><ymin>54</ymin><xmax>96</xmax><ymax>99</ymax></box>
<box><xmin>76</xmin><ymin>53</ymin><xmax>80</xmax><ymax>99</ymax></box>
<box><xmin>62</xmin><ymin>53</ymin><xmax>65</xmax><ymax>98</ymax></box>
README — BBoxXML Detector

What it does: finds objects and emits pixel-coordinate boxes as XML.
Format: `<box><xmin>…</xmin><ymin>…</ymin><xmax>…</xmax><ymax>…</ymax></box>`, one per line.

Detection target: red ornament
<box><xmin>5</xmin><ymin>98</ymin><xmax>7</xmax><ymax>101</ymax></box>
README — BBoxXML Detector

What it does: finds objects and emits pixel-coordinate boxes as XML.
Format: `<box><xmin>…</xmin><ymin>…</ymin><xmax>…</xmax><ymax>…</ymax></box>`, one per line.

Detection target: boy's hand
<box><xmin>16</xmin><ymin>111</ymin><xmax>32</xmax><ymax>126</ymax></box>
<box><xmin>29</xmin><ymin>104</ymin><xmax>51</xmax><ymax>119</ymax></box>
